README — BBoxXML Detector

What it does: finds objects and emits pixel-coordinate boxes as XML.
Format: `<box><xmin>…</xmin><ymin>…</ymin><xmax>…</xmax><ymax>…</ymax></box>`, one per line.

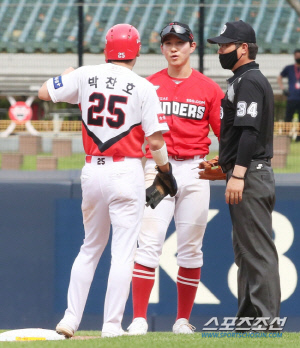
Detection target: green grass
<box><xmin>0</xmin><ymin>153</ymin><xmax>86</xmax><ymax>171</ymax></box>
<box><xmin>208</xmin><ymin>141</ymin><xmax>300</xmax><ymax>174</ymax></box>
<box><xmin>21</xmin><ymin>153</ymin><xmax>86</xmax><ymax>171</ymax></box>
<box><xmin>0</xmin><ymin>331</ymin><xmax>299</xmax><ymax>347</ymax></box>
<box><xmin>273</xmin><ymin>142</ymin><xmax>300</xmax><ymax>173</ymax></box>
<box><xmin>0</xmin><ymin>141</ymin><xmax>300</xmax><ymax>172</ymax></box>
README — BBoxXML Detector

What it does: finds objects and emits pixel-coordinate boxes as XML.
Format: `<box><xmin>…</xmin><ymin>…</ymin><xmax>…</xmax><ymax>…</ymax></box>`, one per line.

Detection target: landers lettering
<box><xmin>161</xmin><ymin>101</ymin><xmax>206</xmax><ymax>120</ymax></box>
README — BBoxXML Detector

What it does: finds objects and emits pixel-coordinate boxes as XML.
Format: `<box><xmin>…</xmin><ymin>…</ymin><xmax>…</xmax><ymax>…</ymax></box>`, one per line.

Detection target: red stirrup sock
<box><xmin>132</xmin><ymin>263</ymin><xmax>156</xmax><ymax>319</ymax></box>
<box><xmin>176</xmin><ymin>267</ymin><xmax>201</xmax><ymax>320</ymax></box>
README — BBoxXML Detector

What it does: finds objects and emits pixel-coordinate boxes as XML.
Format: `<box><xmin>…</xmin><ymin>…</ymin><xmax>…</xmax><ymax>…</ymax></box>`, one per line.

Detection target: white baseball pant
<box><xmin>61</xmin><ymin>156</ymin><xmax>145</xmax><ymax>335</ymax></box>
<box><xmin>135</xmin><ymin>157</ymin><xmax>210</xmax><ymax>269</ymax></box>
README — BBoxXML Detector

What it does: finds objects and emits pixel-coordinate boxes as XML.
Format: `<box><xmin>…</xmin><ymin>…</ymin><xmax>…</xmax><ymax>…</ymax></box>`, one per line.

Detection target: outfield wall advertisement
<box><xmin>0</xmin><ymin>178</ymin><xmax>299</xmax><ymax>331</ymax></box>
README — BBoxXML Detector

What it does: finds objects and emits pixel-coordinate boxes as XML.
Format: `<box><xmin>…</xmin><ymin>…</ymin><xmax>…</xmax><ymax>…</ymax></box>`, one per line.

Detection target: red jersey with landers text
<box><xmin>145</xmin><ymin>68</ymin><xmax>224</xmax><ymax>157</ymax></box>
<box><xmin>47</xmin><ymin>63</ymin><xmax>168</xmax><ymax>157</ymax></box>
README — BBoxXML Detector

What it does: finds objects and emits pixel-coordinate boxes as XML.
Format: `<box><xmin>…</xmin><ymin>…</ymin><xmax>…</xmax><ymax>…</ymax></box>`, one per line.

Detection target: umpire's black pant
<box><xmin>228</xmin><ymin>160</ymin><xmax>281</xmax><ymax>324</ymax></box>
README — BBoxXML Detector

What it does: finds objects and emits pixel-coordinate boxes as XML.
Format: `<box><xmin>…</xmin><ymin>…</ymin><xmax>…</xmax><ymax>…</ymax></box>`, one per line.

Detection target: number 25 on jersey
<box><xmin>88</xmin><ymin>92</ymin><xmax>128</xmax><ymax>129</ymax></box>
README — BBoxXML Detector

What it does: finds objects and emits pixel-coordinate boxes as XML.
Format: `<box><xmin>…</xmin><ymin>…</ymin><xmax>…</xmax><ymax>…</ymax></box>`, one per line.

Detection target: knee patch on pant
<box><xmin>176</xmin><ymin>223</ymin><xmax>206</xmax><ymax>268</ymax></box>
<box><xmin>135</xmin><ymin>218</ymin><xmax>169</xmax><ymax>269</ymax></box>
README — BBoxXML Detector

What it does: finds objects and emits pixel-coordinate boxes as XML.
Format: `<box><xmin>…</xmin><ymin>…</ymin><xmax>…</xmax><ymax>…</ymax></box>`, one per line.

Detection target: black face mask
<box><xmin>295</xmin><ymin>58</ymin><xmax>300</xmax><ymax>64</ymax></box>
<box><xmin>219</xmin><ymin>48</ymin><xmax>240</xmax><ymax>70</ymax></box>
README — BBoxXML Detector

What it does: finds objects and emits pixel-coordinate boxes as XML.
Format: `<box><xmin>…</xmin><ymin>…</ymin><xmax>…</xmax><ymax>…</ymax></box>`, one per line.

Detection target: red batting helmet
<box><xmin>104</xmin><ymin>24</ymin><xmax>141</xmax><ymax>62</ymax></box>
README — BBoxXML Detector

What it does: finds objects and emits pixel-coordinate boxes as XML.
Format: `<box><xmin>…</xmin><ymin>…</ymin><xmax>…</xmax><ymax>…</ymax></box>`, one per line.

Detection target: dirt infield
<box><xmin>71</xmin><ymin>336</ymin><xmax>101</xmax><ymax>340</ymax></box>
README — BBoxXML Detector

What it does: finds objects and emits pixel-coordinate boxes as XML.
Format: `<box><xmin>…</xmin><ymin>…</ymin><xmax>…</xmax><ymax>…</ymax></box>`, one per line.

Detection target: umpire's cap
<box><xmin>207</xmin><ymin>20</ymin><xmax>256</xmax><ymax>44</ymax></box>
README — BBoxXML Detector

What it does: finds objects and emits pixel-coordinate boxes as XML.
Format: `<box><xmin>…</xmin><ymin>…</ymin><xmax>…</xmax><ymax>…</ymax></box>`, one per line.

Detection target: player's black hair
<box><xmin>294</xmin><ymin>49</ymin><xmax>300</xmax><ymax>54</ymax></box>
<box><xmin>107</xmin><ymin>59</ymin><xmax>134</xmax><ymax>64</ymax></box>
<box><xmin>161</xmin><ymin>40</ymin><xmax>194</xmax><ymax>47</ymax></box>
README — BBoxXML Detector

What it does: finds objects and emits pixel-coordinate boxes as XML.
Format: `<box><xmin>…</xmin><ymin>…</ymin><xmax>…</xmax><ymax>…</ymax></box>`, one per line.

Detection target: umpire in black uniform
<box><xmin>207</xmin><ymin>20</ymin><xmax>281</xmax><ymax>328</ymax></box>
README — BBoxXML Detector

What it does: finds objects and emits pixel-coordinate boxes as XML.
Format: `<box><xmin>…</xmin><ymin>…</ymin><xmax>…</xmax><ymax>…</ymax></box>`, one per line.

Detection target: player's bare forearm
<box><xmin>38</xmin><ymin>82</ymin><xmax>51</xmax><ymax>101</ymax></box>
<box><xmin>38</xmin><ymin>67</ymin><xmax>75</xmax><ymax>102</ymax></box>
<box><xmin>147</xmin><ymin>131</ymin><xmax>165</xmax><ymax>150</ymax></box>
<box><xmin>62</xmin><ymin>67</ymin><xmax>75</xmax><ymax>75</ymax></box>
<box><xmin>232</xmin><ymin>164</ymin><xmax>247</xmax><ymax>178</ymax></box>
<box><xmin>277</xmin><ymin>75</ymin><xmax>284</xmax><ymax>90</ymax></box>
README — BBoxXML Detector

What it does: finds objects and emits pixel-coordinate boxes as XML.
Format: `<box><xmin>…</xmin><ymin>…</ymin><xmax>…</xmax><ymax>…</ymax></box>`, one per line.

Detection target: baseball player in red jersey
<box><xmin>38</xmin><ymin>24</ymin><xmax>177</xmax><ymax>338</ymax></box>
<box><xmin>127</xmin><ymin>22</ymin><xmax>224</xmax><ymax>335</ymax></box>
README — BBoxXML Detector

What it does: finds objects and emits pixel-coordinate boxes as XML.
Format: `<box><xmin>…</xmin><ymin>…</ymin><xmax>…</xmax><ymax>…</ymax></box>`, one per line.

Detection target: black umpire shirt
<box><xmin>219</xmin><ymin>62</ymin><xmax>274</xmax><ymax>172</ymax></box>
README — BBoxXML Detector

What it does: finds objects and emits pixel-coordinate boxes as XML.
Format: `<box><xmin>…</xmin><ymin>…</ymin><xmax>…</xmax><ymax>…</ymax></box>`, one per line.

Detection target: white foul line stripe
<box><xmin>177</xmin><ymin>275</ymin><xmax>200</xmax><ymax>283</ymax></box>
<box><xmin>132</xmin><ymin>274</ymin><xmax>155</xmax><ymax>280</ymax></box>
<box><xmin>177</xmin><ymin>279</ymin><xmax>199</xmax><ymax>288</ymax></box>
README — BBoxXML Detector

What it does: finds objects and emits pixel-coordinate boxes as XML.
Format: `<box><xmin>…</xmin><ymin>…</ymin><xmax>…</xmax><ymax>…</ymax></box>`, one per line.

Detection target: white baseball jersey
<box><xmin>47</xmin><ymin>63</ymin><xmax>168</xmax><ymax>157</ymax></box>
<box><xmin>48</xmin><ymin>63</ymin><xmax>168</xmax><ymax>336</ymax></box>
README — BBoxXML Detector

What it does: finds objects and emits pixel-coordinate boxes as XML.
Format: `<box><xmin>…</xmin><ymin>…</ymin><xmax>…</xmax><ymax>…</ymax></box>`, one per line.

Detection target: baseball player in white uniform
<box><xmin>127</xmin><ymin>22</ymin><xmax>224</xmax><ymax>335</ymax></box>
<box><xmin>38</xmin><ymin>24</ymin><xmax>176</xmax><ymax>338</ymax></box>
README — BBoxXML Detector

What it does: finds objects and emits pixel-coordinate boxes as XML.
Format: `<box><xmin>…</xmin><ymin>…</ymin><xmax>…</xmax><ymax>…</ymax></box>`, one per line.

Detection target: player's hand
<box><xmin>62</xmin><ymin>67</ymin><xmax>75</xmax><ymax>75</ymax></box>
<box><xmin>283</xmin><ymin>89</ymin><xmax>289</xmax><ymax>97</ymax></box>
<box><xmin>199</xmin><ymin>155</ymin><xmax>219</xmax><ymax>169</ymax></box>
<box><xmin>225</xmin><ymin>177</ymin><xmax>244</xmax><ymax>204</ymax></box>
<box><xmin>198</xmin><ymin>156</ymin><xmax>227</xmax><ymax>181</ymax></box>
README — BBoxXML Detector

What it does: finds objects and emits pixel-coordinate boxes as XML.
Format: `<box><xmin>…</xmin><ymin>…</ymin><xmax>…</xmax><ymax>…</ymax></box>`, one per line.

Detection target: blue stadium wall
<box><xmin>0</xmin><ymin>172</ymin><xmax>299</xmax><ymax>332</ymax></box>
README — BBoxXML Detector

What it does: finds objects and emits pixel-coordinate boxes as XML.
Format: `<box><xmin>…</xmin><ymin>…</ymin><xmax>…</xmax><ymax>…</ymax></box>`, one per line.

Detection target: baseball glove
<box><xmin>198</xmin><ymin>156</ymin><xmax>227</xmax><ymax>181</ymax></box>
<box><xmin>146</xmin><ymin>163</ymin><xmax>178</xmax><ymax>209</ymax></box>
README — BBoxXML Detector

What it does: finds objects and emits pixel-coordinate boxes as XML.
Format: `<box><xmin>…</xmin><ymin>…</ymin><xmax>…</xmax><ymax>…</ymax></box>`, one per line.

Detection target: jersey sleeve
<box><xmin>208</xmin><ymin>85</ymin><xmax>224</xmax><ymax>140</ymax></box>
<box><xmin>46</xmin><ymin>69</ymin><xmax>81</xmax><ymax>104</ymax></box>
<box><xmin>141</xmin><ymin>83</ymin><xmax>169</xmax><ymax>137</ymax></box>
<box><xmin>233</xmin><ymin>78</ymin><xmax>264</xmax><ymax>132</ymax></box>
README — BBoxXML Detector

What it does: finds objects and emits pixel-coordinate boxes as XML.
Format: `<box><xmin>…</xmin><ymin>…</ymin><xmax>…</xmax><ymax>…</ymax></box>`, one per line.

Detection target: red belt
<box><xmin>86</xmin><ymin>155</ymin><xmax>125</xmax><ymax>163</ymax></box>
<box><xmin>170</xmin><ymin>155</ymin><xmax>205</xmax><ymax>161</ymax></box>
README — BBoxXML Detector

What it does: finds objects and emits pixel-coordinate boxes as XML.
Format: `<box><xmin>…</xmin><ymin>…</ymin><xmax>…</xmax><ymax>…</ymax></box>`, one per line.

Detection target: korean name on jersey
<box><xmin>46</xmin><ymin>64</ymin><xmax>168</xmax><ymax>157</ymax></box>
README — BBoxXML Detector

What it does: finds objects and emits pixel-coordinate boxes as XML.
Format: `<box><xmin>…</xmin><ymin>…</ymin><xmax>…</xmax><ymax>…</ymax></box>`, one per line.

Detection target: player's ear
<box><xmin>136</xmin><ymin>46</ymin><xmax>141</xmax><ymax>57</ymax></box>
<box><xmin>190</xmin><ymin>42</ymin><xmax>196</xmax><ymax>53</ymax></box>
<box><xmin>241</xmin><ymin>42</ymin><xmax>248</xmax><ymax>56</ymax></box>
